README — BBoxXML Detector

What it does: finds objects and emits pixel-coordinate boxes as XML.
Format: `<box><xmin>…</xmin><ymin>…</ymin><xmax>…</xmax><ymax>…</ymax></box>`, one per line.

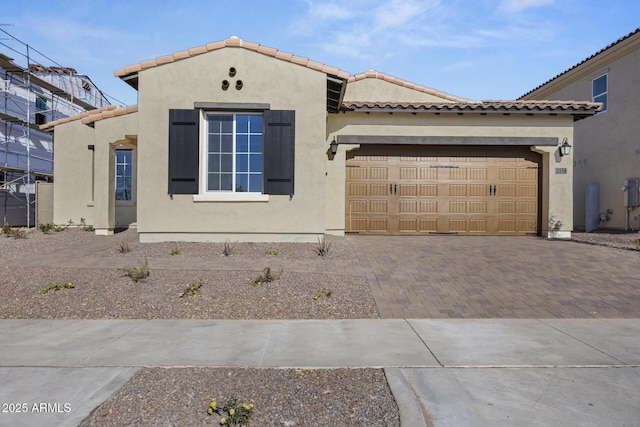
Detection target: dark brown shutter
<box><xmin>168</xmin><ymin>109</ymin><xmax>199</xmax><ymax>194</ymax></box>
<box><xmin>263</xmin><ymin>110</ymin><xmax>295</xmax><ymax>196</ymax></box>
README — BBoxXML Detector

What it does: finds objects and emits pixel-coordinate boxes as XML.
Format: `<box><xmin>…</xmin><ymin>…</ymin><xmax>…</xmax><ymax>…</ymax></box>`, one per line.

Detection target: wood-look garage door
<box><xmin>346</xmin><ymin>146</ymin><xmax>540</xmax><ymax>235</ymax></box>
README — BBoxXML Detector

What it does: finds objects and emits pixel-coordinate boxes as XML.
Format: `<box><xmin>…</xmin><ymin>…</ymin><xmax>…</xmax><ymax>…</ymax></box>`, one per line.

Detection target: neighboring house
<box><xmin>1</xmin><ymin>53</ymin><xmax>110</xmax><ymax>226</ymax></box>
<box><xmin>41</xmin><ymin>36</ymin><xmax>599</xmax><ymax>242</ymax></box>
<box><xmin>521</xmin><ymin>28</ymin><xmax>640</xmax><ymax>231</ymax></box>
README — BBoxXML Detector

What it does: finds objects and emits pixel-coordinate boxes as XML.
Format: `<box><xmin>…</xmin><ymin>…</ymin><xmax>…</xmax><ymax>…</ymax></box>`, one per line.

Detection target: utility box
<box><xmin>623</xmin><ymin>178</ymin><xmax>639</xmax><ymax>207</ymax></box>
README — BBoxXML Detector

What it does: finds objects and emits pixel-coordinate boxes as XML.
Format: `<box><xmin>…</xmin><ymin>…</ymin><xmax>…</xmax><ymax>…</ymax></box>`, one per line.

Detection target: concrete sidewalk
<box><xmin>1</xmin><ymin>319</ymin><xmax>639</xmax><ymax>426</ymax></box>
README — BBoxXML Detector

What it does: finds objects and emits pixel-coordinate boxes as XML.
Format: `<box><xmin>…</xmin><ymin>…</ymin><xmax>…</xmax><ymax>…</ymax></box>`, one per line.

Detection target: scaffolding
<box><xmin>0</xmin><ymin>29</ymin><xmax>110</xmax><ymax>227</ymax></box>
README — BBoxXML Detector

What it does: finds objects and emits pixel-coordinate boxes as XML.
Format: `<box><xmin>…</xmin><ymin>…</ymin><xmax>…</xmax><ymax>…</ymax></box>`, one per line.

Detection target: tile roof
<box><xmin>342</xmin><ymin>100</ymin><xmax>602</xmax><ymax>120</ymax></box>
<box><xmin>520</xmin><ymin>27</ymin><xmax>640</xmax><ymax>99</ymax></box>
<box><xmin>39</xmin><ymin>105</ymin><xmax>138</xmax><ymax>130</ymax></box>
<box><xmin>114</xmin><ymin>36</ymin><xmax>351</xmax><ymax>80</ymax></box>
<box><xmin>348</xmin><ymin>70</ymin><xmax>470</xmax><ymax>102</ymax></box>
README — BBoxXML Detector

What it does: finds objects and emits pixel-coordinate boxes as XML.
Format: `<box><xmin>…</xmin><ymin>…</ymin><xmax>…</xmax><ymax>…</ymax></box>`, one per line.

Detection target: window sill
<box><xmin>193</xmin><ymin>193</ymin><xmax>269</xmax><ymax>202</ymax></box>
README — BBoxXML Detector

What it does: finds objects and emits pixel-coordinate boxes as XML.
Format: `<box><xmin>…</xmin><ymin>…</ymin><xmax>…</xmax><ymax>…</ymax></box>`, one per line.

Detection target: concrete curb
<box><xmin>384</xmin><ymin>367</ymin><xmax>428</xmax><ymax>427</ymax></box>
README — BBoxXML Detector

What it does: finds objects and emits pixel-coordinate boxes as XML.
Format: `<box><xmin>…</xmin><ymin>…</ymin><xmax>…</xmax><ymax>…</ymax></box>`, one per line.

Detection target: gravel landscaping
<box><xmin>1</xmin><ymin>227</ymin><xmax>397</xmax><ymax>426</ymax></box>
<box><xmin>2</xmin><ymin>225</ymin><xmax>638</xmax><ymax>426</ymax></box>
<box><xmin>81</xmin><ymin>367</ymin><xmax>399</xmax><ymax>427</ymax></box>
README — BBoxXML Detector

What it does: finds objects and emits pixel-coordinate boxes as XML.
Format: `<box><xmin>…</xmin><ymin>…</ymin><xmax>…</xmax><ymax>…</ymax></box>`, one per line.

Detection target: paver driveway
<box><xmin>348</xmin><ymin>235</ymin><xmax>640</xmax><ymax>319</ymax></box>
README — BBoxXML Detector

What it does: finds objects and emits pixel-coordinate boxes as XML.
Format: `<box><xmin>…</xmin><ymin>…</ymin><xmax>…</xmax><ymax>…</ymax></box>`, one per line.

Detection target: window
<box><xmin>206</xmin><ymin>113</ymin><xmax>263</xmax><ymax>193</ymax></box>
<box><xmin>592</xmin><ymin>74</ymin><xmax>607</xmax><ymax>113</ymax></box>
<box><xmin>115</xmin><ymin>149</ymin><xmax>133</xmax><ymax>201</ymax></box>
<box><xmin>168</xmin><ymin>108</ymin><xmax>294</xmax><ymax>197</ymax></box>
<box><xmin>35</xmin><ymin>96</ymin><xmax>48</xmax><ymax>125</ymax></box>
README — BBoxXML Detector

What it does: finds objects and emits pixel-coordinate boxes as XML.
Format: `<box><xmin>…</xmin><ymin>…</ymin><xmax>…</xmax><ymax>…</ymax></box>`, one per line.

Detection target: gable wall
<box><xmin>135</xmin><ymin>48</ymin><xmax>328</xmax><ymax>241</ymax></box>
<box><xmin>344</xmin><ymin>78</ymin><xmax>460</xmax><ymax>103</ymax></box>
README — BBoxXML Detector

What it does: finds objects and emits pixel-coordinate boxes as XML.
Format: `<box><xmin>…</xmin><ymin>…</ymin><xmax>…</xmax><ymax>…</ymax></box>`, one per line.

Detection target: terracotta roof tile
<box><xmin>113</xmin><ymin>37</ymin><xmax>353</xmax><ymax>81</ymax></box>
<box><xmin>38</xmin><ymin>105</ymin><xmax>138</xmax><ymax>130</ymax></box>
<box><xmin>206</xmin><ymin>41</ymin><xmax>225</xmax><ymax>51</ymax></box>
<box><xmin>188</xmin><ymin>46</ymin><xmax>208</xmax><ymax>56</ymax></box>
<box><xmin>348</xmin><ymin>70</ymin><xmax>469</xmax><ymax>102</ymax></box>
<box><xmin>342</xmin><ymin>100</ymin><xmax>602</xmax><ymax>118</ymax></box>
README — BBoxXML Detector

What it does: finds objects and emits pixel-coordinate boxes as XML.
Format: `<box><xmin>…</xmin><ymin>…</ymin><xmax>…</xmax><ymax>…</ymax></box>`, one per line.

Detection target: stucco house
<box><xmin>521</xmin><ymin>28</ymin><xmax>640</xmax><ymax>231</ymax></box>
<box><xmin>40</xmin><ymin>36</ymin><xmax>600</xmax><ymax>242</ymax></box>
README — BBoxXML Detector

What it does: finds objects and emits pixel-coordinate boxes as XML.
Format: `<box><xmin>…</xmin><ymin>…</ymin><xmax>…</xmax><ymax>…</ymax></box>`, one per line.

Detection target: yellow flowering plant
<box><xmin>207</xmin><ymin>396</ymin><xmax>254</xmax><ymax>426</ymax></box>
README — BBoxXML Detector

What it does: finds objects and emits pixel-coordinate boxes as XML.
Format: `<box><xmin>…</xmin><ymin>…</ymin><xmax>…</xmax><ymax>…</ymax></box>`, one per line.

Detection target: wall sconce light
<box><xmin>559</xmin><ymin>138</ymin><xmax>572</xmax><ymax>156</ymax></box>
<box><xmin>330</xmin><ymin>139</ymin><xmax>338</xmax><ymax>155</ymax></box>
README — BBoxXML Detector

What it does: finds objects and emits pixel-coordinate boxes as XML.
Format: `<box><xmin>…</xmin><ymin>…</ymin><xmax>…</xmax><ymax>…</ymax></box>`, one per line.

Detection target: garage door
<box><xmin>346</xmin><ymin>146</ymin><xmax>540</xmax><ymax>235</ymax></box>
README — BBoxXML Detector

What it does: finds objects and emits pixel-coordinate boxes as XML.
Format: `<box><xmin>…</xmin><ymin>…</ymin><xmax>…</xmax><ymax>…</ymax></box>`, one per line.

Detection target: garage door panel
<box><xmin>400</xmin><ymin>167</ymin><xmax>417</xmax><ymax>179</ymax></box>
<box><xmin>369</xmin><ymin>218</ymin><xmax>388</xmax><ymax>232</ymax></box>
<box><xmin>449</xmin><ymin>184</ymin><xmax>467</xmax><ymax>196</ymax></box>
<box><xmin>420</xmin><ymin>184</ymin><xmax>437</xmax><ymax>196</ymax></box>
<box><xmin>469</xmin><ymin>219</ymin><xmax>488</xmax><ymax>232</ymax></box>
<box><xmin>468</xmin><ymin>168</ymin><xmax>487</xmax><ymax>180</ymax></box>
<box><xmin>348</xmin><ymin>167</ymin><xmax>367</xmax><ymax>180</ymax></box>
<box><xmin>370</xmin><ymin>200</ymin><xmax>388</xmax><ymax>213</ymax></box>
<box><xmin>399</xmin><ymin>200</ymin><xmax>417</xmax><ymax>213</ymax></box>
<box><xmin>349</xmin><ymin>200</ymin><xmax>368</xmax><ymax>213</ymax></box>
<box><xmin>449</xmin><ymin>219</ymin><xmax>467</xmax><ymax>231</ymax></box>
<box><xmin>399</xmin><ymin>218</ymin><xmax>417</xmax><ymax>232</ymax></box>
<box><xmin>519</xmin><ymin>185</ymin><xmax>537</xmax><ymax>197</ymax></box>
<box><xmin>370</xmin><ymin>167</ymin><xmax>388</xmax><ymax>179</ymax></box>
<box><xmin>419</xmin><ymin>200</ymin><xmax>437</xmax><ymax>213</ymax></box>
<box><xmin>370</xmin><ymin>184</ymin><xmax>388</xmax><ymax>196</ymax></box>
<box><xmin>399</xmin><ymin>184</ymin><xmax>417</xmax><ymax>196</ymax></box>
<box><xmin>449</xmin><ymin>201</ymin><xmax>467</xmax><ymax>214</ymax></box>
<box><xmin>349</xmin><ymin>183</ymin><xmax>368</xmax><ymax>196</ymax></box>
<box><xmin>345</xmin><ymin>145</ymin><xmax>539</xmax><ymax>235</ymax></box>
<box><xmin>420</xmin><ymin>168</ymin><xmax>438</xmax><ymax>180</ymax></box>
<box><xmin>469</xmin><ymin>201</ymin><xmax>487</xmax><ymax>214</ymax></box>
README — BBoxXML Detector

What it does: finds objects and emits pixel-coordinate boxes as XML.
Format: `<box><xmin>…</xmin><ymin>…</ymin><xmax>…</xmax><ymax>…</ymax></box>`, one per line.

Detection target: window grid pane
<box><xmin>115</xmin><ymin>150</ymin><xmax>132</xmax><ymax>201</ymax></box>
<box><xmin>206</xmin><ymin>113</ymin><xmax>262</xmax><ymax>193</ymax></box>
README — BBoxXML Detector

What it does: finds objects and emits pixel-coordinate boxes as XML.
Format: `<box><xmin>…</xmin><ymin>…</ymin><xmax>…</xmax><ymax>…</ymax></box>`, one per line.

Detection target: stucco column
<box><xmin>93</xmin><ymin>143</ymin><xmax>116</xmax><ymax>235</ymax></box>
<box><xmin>534</xmin><ymin>142</ymin><xmax>573</xmax><ymax>238</ymax></box>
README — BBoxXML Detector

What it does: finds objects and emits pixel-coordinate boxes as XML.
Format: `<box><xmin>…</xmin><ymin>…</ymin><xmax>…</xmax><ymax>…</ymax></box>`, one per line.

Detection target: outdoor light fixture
<box><xmin>330</xmin><ymin>139</ymin><xmax>338</xmax><ymax>155</ymax></box>
<box><xmin>559</xmin><ymin>138</ymin><xmax>572</xmax><ymax>157</ymax></box>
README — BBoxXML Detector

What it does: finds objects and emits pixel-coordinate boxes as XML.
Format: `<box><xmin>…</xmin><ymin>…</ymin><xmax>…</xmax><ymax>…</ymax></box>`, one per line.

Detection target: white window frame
<box><xmin>592</xmin><ymin>73</ymin><xmax>607</xmax><ymax>113</ymax></box>
<box><xmin>194</xmin><ymin>111</ymin><xmax>268</xmax><ymax>202</ymax></box>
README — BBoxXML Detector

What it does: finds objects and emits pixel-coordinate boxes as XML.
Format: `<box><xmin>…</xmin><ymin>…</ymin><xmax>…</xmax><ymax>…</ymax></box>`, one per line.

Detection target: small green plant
<box><xmin>118</xmin><ymin>239</ymin><xmax>131</xmax><ymax>253</ymax></box>
<box><xmin>223</xmin><ymin>238</ymin><xmax>237</xmax><ymax>256</ymax></box>
<box><xmin>120</xmin><ymin>257</ymin><xmax>150</xmax><ymax>282</ymax></box>
<box><xmin>3</xmin><ymin>226</ymin><xmax>26</xmax><ymax>239</ymax></box>
<box><xmin>179</xmin><ymin>280</ymin><xmax>202</xmax><ymax>298</ymax></box>
<box><xmin>312</xmin><ymin>289</ymin><xmax>333</xmax><ymax>301</ymax></box>
<box><xmin>266</xmin><ymin>249</ymin><xmax>279</xmax><ymax>256</ymax></box>
<box><xmin>38</xmin><ymin>222</ymin><xmax>68</xmax><ymax>234</ymax></box>
<box><xmin>41</xmin><ymin>281</ymin><xmax>74</xmax><ymax>294</ymax></box>
<box><xmin>315</xmin><ymin>236</ymin><xmax>332</xmax><ymax>257</ymax></box>
<box><xmin>251</xmin><ymin>267</ymin><xmax>281</xmax><ymax>284</ymax></box>
<box><xmin>207</xmin><ymin>396</ymin><xmax>254</xmax><ymax>426</ymax></box>
<box><xmin>171</xmin><ymin>247</ymin><xmax>181</xmax><ymax>256</ymax></box>
<box><xmin>80</xmin><ymin>218</ymin><xmax>94</xmax><ymax>232</ymax></box>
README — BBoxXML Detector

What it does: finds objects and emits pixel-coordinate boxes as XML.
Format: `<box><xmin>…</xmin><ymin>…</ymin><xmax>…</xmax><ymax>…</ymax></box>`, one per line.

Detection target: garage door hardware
<box><xmin>430</xmin><ymin>165</ymin><xmax>459</xmax><ymax>169</ymax></box>
<box><xmin>389</xmin><ymin>184</ymin><xmax>397</xmax><ymax>194</ymax></box>
<box><xmin>489</xmin><ymin>185</ymin><xmax>497</xmax><ymax>196</ymax></box>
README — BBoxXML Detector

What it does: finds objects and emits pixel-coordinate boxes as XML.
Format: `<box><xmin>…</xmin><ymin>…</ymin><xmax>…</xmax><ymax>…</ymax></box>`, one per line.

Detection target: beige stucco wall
<box><xmin>52</xmin><ymin>113</ymin><xmax>138</xmax><ymax>233</ymax></box>
<box><xmin>135</xmin><ymin>47</ymin><xmax>328</xmax><ymax>242</ymax></box>
<box><xmin>522</xmin><ymin>37</ymin><xmax>640</xmax><ymax>230</ymax></box>
<box><xmin>343</xmin><ymin>77</ymin><xmax>461</xmax><ymax>103</ymax></box>
<box><xmin>53</xmin><ymin>119</ymin><xmax>96</xmax><ymax>227</ymax></box>
<box><xmin>325</xmin><ymin>112</ymin><xmax>575</xmax><ymax>237</ymax></box>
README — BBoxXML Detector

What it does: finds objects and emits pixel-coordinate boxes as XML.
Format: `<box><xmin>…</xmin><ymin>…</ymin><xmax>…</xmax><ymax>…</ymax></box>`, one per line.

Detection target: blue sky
<box><xmin>1</xmin><ymin>0</ymin><xmax>638</xmax><ymax>106</ymax></box>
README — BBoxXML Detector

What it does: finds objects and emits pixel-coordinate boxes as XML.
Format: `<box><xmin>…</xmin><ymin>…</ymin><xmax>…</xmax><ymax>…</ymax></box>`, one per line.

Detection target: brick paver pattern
<box><xmin>9</xmin><ymin>230</ymin><xmax>640</xmax><ymax>319</ymax></box>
